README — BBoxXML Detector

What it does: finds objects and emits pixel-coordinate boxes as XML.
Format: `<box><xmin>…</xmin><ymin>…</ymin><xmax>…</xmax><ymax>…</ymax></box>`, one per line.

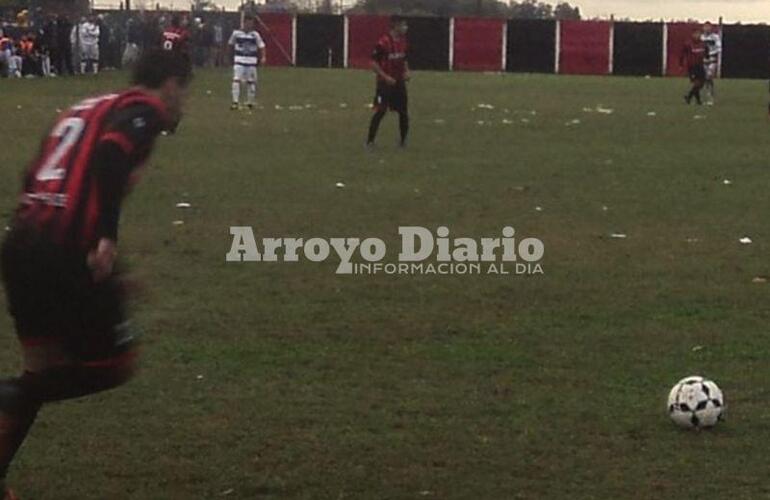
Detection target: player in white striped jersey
<box><xmin>228</xmin><ymin>15</ymin><xmax>266</xmax><ymax>110</ymax></box>
<box><xmin>701</xmin><ymin>22</ymin><xmax>722</xmax><ymax>105</ymax></box>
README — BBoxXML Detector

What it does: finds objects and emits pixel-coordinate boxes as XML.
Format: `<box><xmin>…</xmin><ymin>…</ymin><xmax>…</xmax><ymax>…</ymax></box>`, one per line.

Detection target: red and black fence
<box><xmin>103</xmin><ymin>10</ymin><xmax>770</xmax><ymax>78</ymax></box>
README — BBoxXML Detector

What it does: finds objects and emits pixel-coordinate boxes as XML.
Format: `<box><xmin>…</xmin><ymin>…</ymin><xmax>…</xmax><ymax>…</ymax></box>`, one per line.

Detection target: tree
<box><xmin>554</xmin><ymin>2</ymin><xmax>580</xmax><ymax>20</ymax></box>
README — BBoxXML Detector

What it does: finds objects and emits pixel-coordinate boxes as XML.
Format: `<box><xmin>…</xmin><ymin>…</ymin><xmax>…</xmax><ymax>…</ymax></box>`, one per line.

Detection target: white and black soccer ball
<box><xmin>667</xmin><ymin>376</ymin><xmax>725</xmax><ymax>429</ymax></box>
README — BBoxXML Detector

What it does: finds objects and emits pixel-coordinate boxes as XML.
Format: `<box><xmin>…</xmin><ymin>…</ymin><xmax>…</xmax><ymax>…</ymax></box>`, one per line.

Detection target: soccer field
<box><xmin>1</xmin><ymin>67</ymin><xmax>770</xmax><ymax>499</ymax></box>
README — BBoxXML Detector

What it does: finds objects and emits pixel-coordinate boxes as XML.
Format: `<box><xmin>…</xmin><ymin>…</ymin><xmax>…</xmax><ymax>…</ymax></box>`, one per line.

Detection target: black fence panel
<box><xmin>613</xmin><ymin>22</ymin><xmax>662</xmax><ymax>76</ymax></box>
<box><xmin>296</xmin><ymin>14</ymin><xmax>344</xmax><ymax>68</ymax></box>
<box><xmin>721</xmin><ymin>24</ymin><xmax>770</xmax><ymax>79</ymax></box>
<box><xmin>506</xmin><ymin>19</ymin><xmax>556</xmax><ymax>73</ymax></box>
<box><xmin>406</xmin><ymin>16</ymin><xmax>450</xmax><ymax>71</ymax></box>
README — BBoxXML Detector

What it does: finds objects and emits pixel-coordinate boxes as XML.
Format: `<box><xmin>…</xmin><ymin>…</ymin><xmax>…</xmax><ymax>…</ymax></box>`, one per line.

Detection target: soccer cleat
<box><xmin>247</xmin><ymin>103</ymin><xmax>255</xmax><ymax>110</ymax></box>
<box><xmin>230</xmin><ymin>103</ymin><xmax>240</xmax><ymax>111</ymax></box>
<box><xmin>364</xmin><ymin>142</ymin><xmax>375</xmax><ymax>153</ymax></box>
<box><xmin>684</xmin><ymin>94</ymin><xmax>691</xmax><ymax>105</ymax></box>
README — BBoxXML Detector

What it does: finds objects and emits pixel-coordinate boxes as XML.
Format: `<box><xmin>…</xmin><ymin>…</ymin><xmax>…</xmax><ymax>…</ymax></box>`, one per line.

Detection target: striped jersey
<box><xmin>162</xmin><ymin>26</ymin><xmax>190</xmax><ymax>53</ymax></box>
<box><xmin>701</xmin><ymin>32</ymin><xmax>722</xmax><ymax>63</ymax></box>
<box><xmin>372</xmin><ymin>33</ymin><xmax>408</xmax><ymax>82</ymax></box>
<box><xmin>15</xmin><ymin>89</ymin><xmax>169</xmax><ymax>251</ymax></box>
<box><xmin>228</xmin><ymin>29</ymin><xmax>265</xmax><ymax>67</ymax></box>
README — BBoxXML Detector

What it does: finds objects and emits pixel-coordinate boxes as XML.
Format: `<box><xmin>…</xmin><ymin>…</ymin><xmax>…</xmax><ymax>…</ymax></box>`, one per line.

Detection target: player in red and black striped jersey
<box><xmin>0</xmin><ymin>49</ymin><xmax>191</xmax><ymax>500</ymax></box>
<box><xmin>681</xmin><ymin>30</ymin><xmax>706</xmax><ymax>105</ymax></box>
<box><xmin>161</xmin><ymin>15</ymin><xmax>190</xmax><ymax>54</ymax></box>
<box><xmin>366</xmin><ymin>15</ymin><xmax>410</xmax><ymax>149</ymax></box>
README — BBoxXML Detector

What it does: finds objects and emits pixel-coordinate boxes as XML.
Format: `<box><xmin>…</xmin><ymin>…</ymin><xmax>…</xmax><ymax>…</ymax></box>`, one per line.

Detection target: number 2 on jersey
<box><xmin>37</xmin><ymin>117</ymin><xmax>86</xmax><ymax>182</ymax></box>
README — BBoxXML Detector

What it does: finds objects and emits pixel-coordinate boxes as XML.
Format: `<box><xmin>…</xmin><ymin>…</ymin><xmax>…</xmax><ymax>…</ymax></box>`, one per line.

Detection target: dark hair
<box><xmin>131</xmin><ymin>49</ymin><xmax>193</xmax><ymax>89</ymax></box>
<box><xmin>390</xmin><ymin>15</ymin><xmax>406</xmax><ymax>26</ymax></box>
<box><xmin>243</xmin><ymin>14</ymin><xmax>255</xmax><ymax>23</ymax></box>
<box><xmin>171</xmin><ymin>15</ymin><xmax>181</xmax><ymax>28</ymax></box>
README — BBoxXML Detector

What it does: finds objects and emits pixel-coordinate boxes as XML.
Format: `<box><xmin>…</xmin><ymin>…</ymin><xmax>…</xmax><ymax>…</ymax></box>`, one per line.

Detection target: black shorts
<box><xmin>0</xmin><ymin>226</ymin><xmax>135</xmax><ymax>363</ymax></box>
<box><xmin>373</xmin><ymin>80</ymin><xmax>408</xmax><ymax>113</ymax></box>
<box><xmin>689</xmin><ymin>64</ymin><xmax>706</xmax><ymax>82</ymax></box>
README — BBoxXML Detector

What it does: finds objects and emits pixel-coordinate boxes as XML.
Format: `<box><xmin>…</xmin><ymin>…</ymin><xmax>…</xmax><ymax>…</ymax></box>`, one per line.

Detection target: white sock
<box><xmin>92</xmin><ymin>63</ymin><xmax>98</xmax><ymax>74</ymax></box>
<box><xmin>80</xmin><ymin>62</ymin><xmax>86</xmax><ymax>73</ymax></box>
<box><xmin>247</xmin><ymin>82</ymin><xmax>256</xmax><ymax>104</ymax></box>
<box><xmin>231</xmin><ymin>81</ymin><xmax>240</xmax><ymax>104</ymax></box>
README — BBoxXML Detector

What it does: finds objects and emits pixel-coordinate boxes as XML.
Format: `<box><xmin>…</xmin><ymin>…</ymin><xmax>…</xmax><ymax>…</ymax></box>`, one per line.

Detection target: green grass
<box><xmin>2</xmin><ymin>67</ymin><xmax>770</xmax><ymax>499</ymax></box>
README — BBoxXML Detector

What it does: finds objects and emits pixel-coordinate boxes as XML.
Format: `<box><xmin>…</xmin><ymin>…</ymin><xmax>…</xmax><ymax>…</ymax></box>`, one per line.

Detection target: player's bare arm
<box><xmin>371</xmin><ymin>60</ymin><xmax>396</xmax><ymax>85</ymax></box>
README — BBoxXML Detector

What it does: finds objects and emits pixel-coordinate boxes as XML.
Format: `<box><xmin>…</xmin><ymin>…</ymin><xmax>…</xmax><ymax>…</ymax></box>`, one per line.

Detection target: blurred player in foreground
<box><xmin>681</xmin><ymin>30</ymin><xmax>706</xmax><ymax>105</ymax></box>
<box><xmin>366</xmin><ymin>15</ymin><xmax>410</xmax><ymax>149</ymax></box>
<box><xmin>701</xmin><ymin>22</ymin><xmax>722</xmax><ymax>105</ymax></box>
<box><xmin>0</xmin><ymin>49</ymin><xmax>191</xmax><ymax>500</ymax></box>
<box><xmin>161</xmin><ymin>15</ymin><xmax>191</xmax><ymax>54</ymax></box>
<box><xmin>229</xmin><ymin>14</ymin><xmax>266</xmax><ymax>110</ymax></box>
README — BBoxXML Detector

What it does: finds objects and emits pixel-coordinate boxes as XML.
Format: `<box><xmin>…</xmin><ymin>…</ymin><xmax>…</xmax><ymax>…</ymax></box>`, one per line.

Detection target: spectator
<box><xmin>213</xmin><ymin>20</ymin><xmax>225</xmax><ymax>66</ymax></box>
<box><xmin>123</xmin><ymin>17</ymin><xmax>142</xmax><ymax>66</ymax></box>
<box><xmin>73</xmin><ymin>15</ymin><xmax>100</xmax><ymax>74</ymax></box>
<box><xmin>55</xmin><ymin>14</ymin><xmax>74</xmax><ymax>75</ymax></box>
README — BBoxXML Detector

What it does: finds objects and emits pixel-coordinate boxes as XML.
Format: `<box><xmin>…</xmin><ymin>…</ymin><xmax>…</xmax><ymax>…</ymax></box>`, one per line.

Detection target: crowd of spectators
<box><xmin>0</xmin><ymin>7</ymin><xmax>236</xmax><ymax>78</ymax></box>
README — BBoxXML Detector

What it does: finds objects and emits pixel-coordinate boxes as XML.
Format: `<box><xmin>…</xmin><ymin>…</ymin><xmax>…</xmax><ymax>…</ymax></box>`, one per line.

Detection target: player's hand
<box><xmin>384</xmin><ymin>76</ymin><xmax>397</xmax><ymax>86</ymax></box>
<box><xmin>403</xmin><ymin>72</ymin><xmax>411</xmax><ymax>82</ymax></box>
<box><xmin>88</xmin><ymin>238</ymin><xmax>118</xmax><ymax>282</ymax></box>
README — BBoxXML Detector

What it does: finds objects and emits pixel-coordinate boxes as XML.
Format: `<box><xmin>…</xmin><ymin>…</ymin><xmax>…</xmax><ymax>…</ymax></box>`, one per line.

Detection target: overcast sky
<box><xmin>123</xmin><ymin>0</ymin><xmax>770</xmax><ymax>23</ymax></box>
<box><xmin>576</xmin><ymin>0</ymin><xmax>768</xmax><ymax>22</ymax></box>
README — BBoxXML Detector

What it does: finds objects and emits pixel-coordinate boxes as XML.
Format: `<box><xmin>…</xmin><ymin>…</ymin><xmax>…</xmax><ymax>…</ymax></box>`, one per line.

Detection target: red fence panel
<box><xmin>559</xmin><ymin>20</ymin><xmax>611</xmax><ymax>75</ymax></box>
<box><xmin>256</xmin><ymin>13</ymin><xmax>294</xmax><ymax>66</ymax></box>
<box><xmin>665</xmin><ymin>22</ymin><xmax>708</xmax><ymax>77</ymax></box>
<box><xmin>453</xmin><ymin>17</ymin><xmax>504</xmax><ymax>71</ymax></box>
<box><xmin>348</xmin><ymin>15</ymin><xmax>390</xmax><ymax>69</ymax></box>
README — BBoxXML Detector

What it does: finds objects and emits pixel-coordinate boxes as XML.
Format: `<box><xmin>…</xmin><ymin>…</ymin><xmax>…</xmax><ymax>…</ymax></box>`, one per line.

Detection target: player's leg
<box><xmin>367</xmin><ymin>83</ymin><xmax>389</xmax><ymax>147</ymax></box>
<box><xmin>0</xmin><ymin>232</ymin><xmax>138</xmax><ymax>490</ymax></box>
<box><xmin>80</xmin><ymin>48</ymin><xmax>87</xmax><ymax>74</ymax></box>
<box><xmin>246</xmin><ymin>67</ymin><xmax>257</xmax><ymax>109</ymax></box>
<box><xmin>396</xmin><ymin>82</ymin><xmax>409</xmax><ymax>148</ymax></box>
<box><xmin>231</xmin><ymin>65</ymin><xmax>243</xmax><ymax>110</ymax></box>
<box><xmin>704</xmin><ymin>63</ymin><xmax>715</xmax><ymax>104</ymax></box>
<box><xmin>91</xmin><ymin>45</ymin><xmax>99</xmax><ymax>74</ymax></box>
<box><xmin>0</xmin><ymin>341</ymin><xmax>137</xmax><ymax>492</ymax></box>
<box><xmin>0</xmin><ymin>373</ymin><xmax>42</xmax><ymax>496</ymax></box>
<box><xmin>685</xmin><ymin>67</ymin><xmax>704</xmax><ymax>105</ymax></box>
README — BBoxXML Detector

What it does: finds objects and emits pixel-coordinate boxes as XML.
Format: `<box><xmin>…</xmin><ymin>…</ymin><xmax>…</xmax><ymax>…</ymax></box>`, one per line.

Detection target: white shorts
<box><xmin>705</xmin><ymin>62</ymin><xmax>718</xmax><ymax>80</ymax></box>
<box><xmin>82</xmin><ymin>43</ymin><xmax>99</xmax><ymax>62</ymax></box>
<box><xmin>233</xmin><ymin>65</ymin><xmax>257</xmax><ymax>83</ymax></box>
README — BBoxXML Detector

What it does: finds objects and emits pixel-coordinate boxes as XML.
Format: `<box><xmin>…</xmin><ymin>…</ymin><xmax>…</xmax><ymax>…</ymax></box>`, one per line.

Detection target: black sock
<box><xmin>367</xmin><ymin>110</ymin><xmax>386</xmax><ymax>144</ymax></box>
<box><xmin>398</xmin><ymin>112</ymin><xmax>409</xmax><ymax>145</ymax></box>
<box><xmin>0</xmin><ymin>377</ymin><xmax>41</xmax><ymax>483</ymax></box>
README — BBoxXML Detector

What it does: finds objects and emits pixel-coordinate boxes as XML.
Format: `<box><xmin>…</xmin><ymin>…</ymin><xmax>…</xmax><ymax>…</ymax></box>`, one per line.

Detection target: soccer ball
<box><xmin>667</xmin><ymin>376</ymin><xmax>725</xmax><ymax>429</ymax></box>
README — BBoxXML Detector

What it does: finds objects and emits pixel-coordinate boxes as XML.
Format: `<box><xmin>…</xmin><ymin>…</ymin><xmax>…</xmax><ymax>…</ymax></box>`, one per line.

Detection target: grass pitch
<box><xmin>1</xmin><ymin>68</ymin><xmax>770</xmax><ymax>499</ymax></box>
